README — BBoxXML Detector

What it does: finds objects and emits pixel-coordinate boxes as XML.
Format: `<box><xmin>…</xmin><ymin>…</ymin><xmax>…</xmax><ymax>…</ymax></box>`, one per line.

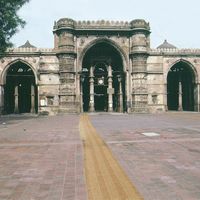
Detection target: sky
<box><xmin>11</xmin><ymin>0</ymin><xmax>200</xmax><ymax>49</ymax></box>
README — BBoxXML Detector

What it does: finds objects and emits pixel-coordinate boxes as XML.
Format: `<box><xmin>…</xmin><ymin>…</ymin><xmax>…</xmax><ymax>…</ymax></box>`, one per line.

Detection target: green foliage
<box><xmin>0</xmin><ymin>0</ymin><xmax>29</xmax><ymax>54</ymax></box>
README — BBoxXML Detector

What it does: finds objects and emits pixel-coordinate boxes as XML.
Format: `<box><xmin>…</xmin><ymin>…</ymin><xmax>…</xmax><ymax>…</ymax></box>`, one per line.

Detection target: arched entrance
<box><xmin>81</xmin><ymin>42</ymin><xmax>126</xmax><ymax>112</ymax></box>
<box><xmin>4</xmin><ymin>61</ymin><xmax>38</xmax><ymax>114</ymax></box>
<box><xmin>167</xmin><ymin>61</ymin><xmax>197</xmax><ymax>111</ymax></box>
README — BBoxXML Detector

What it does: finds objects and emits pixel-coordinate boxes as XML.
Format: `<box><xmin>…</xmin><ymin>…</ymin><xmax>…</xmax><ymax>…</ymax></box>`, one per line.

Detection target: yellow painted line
<box><xmin>79</xmin><ymin>114</ymin><xmax>143</xmax><ymax>200</ymax></box>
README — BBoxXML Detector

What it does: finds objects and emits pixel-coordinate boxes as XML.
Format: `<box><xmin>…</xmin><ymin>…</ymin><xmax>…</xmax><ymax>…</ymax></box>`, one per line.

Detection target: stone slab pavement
<box><xmin>1</xmin><ymin>112</ymin><xmax>200</xmax><ymax>200</ymax></box>
<box><xmin>89</xmin><ymin>112</ymin><xmax>200</xmax><ymax>200</ymax></box>
<box><xmin>0</xmin><ymin>114</ymin><xmax>87</xmax><ymax>200</ymax></box>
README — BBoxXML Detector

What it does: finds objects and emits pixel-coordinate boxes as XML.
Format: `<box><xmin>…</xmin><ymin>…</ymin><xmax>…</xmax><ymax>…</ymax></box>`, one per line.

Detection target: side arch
<box><xmin>1</xmin><ymin>59</ymin><xmax>38</xmax><ymax>85</ymax></box>
<box><xmin>2</xmin><ymin>59</ymin><xmax>38</xmax><ymax>114</ymax></box>
<box><xmin>165</xmin><ymin>59</ymin><xmax>198</xmax><ymax>84</ymax></box>
<box><xmin>166</xmin><ymin>59</ymin><xmax>198</xmax><ymax>111</ymax></box>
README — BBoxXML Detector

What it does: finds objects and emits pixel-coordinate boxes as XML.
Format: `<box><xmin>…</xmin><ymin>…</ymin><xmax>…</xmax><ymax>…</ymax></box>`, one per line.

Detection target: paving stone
<box><xmin>90</xmin><ymin>112</ymin><xmax>200</xmax><ymax>200</ymax></box>
<box><xmin>0</xmin><ymin>115</ymin><xmax>87</xmax><ymax>200</ymax></box>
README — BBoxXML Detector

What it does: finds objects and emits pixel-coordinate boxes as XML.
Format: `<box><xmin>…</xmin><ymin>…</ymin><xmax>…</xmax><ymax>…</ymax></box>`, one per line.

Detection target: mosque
<box><xmin>0</xmin><ymin>18</ymin><xmax>199</xmax><ymax>115</ymax></box>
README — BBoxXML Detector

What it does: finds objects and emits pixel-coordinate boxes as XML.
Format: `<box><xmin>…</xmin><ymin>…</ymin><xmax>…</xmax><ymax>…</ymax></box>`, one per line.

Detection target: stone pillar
<box><xmin>79</xmin><ymin>74</ymin><xmax>84</xmax><ymax>113</ymax></box>
<box><xmin>198</xmin><ymin>83</ymin><xmax>200</xmax><ymax>112</ymax></box>
<box><xmin>130</xmin><ymin>19</ymin><xmax>150</xmax><ymax>113</ymax></box>
<box><xmin>178</xmin><ymin>82</ymin><xmax>183</xmax><ymax>111</ymax></box>
<box><xmin>131</xmin><ymin>54</ymin><xmax>148</xmax><ymax>112</ymax></box>
<box><xmin>54</xmin><ymin>18</ymin><xmax>77</xmax><ymax>113</ymax></box>
<box><xmin>164</xmin><ymin>84</ymin><xmax>168</xmax><ymax>111</ymax></box>
<box><xmin>108</xmin><ymin>65</ymin><xmax>113</xmax><ymax>112</ymax></box>
<box><xmin>31</xmin><ymin>85</ymin><xmax>35</xmax><ymax>113</ymax></box>
<box><xmin>126</xmin><ymin>70</ymin><xmax>131</xmax><ymax>113</ymax></box>
<box><xmin>0</xmin><ymin>85</ymin><xmax>3</xmax><ymax>114</ymax></box>
<box><xmin>118</xmin><ymin>76</ymin><xmax>123</xmax><ymax>112</ymax></box>
<box><xmin>14</xmin><ymin>86</ymin><xmax>19</xmax><ymax>114</ymax></box>
<box><xmin>89</xmin><ymin>67</ymin><xmax>95</xmax><ymax>112</ymax></box>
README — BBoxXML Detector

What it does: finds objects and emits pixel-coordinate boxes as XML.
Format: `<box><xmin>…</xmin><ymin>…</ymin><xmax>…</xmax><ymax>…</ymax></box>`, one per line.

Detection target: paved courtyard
<box><xmin>90</xmin><ymin>112</ymin><xmax>200</xmax><ymax>200</ymax></box>
<box><xmin>0</xmin><ymin>112</ymin><xmax>200</xmax><ymax>200</ymax></box>
<box><xmin>0</xmin><ymin>114</ymin><xmax>87</xmax><ymax>200</ymax></box>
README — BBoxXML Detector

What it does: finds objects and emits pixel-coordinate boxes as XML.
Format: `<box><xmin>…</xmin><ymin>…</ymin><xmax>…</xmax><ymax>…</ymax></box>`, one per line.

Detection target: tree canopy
<box><xmin>0</xmin><ymin>0</ymin><xmax>30</xmax><ymax>54</ymax></box>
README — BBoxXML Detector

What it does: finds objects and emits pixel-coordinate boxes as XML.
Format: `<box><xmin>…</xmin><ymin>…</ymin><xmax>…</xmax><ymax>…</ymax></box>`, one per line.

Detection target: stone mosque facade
<box><xmin>0</xmin><ymin>18</ymin><xmax>200</xmax><ymax>115</ymax></box>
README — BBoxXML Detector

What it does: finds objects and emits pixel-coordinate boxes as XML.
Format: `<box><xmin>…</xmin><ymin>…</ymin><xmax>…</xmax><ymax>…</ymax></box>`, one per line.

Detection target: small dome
<box><xmin>157</xmin><ymin>40</ymin><xmax>177</xmax><ymax>49</ymax></box>
<box><xmin>19</xmin><ymin>40</ymin><xmax>36</xmax><ymax>48</ymax></box>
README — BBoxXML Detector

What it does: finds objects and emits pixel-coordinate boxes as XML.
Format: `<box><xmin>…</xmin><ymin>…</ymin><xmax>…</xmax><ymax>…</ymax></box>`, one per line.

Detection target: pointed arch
<box><xmin>3</xmin><ymin>59</ymin><xmax>38</xmax><ymax>114</ymax></box>
<box><xmin>167</xmin><ymin>59</ymin><xmax>198</xmax><ymax>111</ymax></box>
<box><xmin>80</xmin><ymin>38</ymin><xmax>127</xmax><ymax>112</ymax></box>
<box><xmin>1</xmin><ymin>59</ymin><xmax>38</xmax><ymax>85</ymax></box>
<box><xmin>167</xmin><ymin>59</ymin><xmax>198</xmax><ymax>83</ymax></box>
<box><xmin>78</xmin><ymin>38</ymin><xmax>128</xmax><ymax>71</ymax></box>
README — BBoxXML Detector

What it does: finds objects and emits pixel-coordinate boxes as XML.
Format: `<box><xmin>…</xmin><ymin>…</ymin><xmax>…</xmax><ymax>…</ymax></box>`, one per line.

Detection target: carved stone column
<box><xmin>0</xmin><ymin>85</ymin><xmax>3</xmax><ymax>113</ymax></box>
<box><xmin>131</xmin><ymin>54</ymin><xmax>148</xmax><ymax>112</ymax></box>
<box><xmin>118</xmin><ymin>75</ymin><xmax>123</xmax><ymax>112</ymax></box>
<box><xmin>54</xmin><ymin>18</ymin><xmax>77</xmax><ymax>113</ymax></box>
<box><xmin>108</xmin><ymin>65</ymin><xmax>113</xmax><ymax>112</ymax></box>
<box><xmin>14</xmin><ymin>85</ymin><xmax>19</xmax><ymax>114</ymax></box>
<box><xmin>178</xmin><ymin>82</ymin><xmax>183</xmax><ymax>111</ymax></box>
<box><xmin>31</xmin><ymin>85</ymin><xmax>35</xmax><ymax>113</ymax></box>
<box><xmin>198</xmin><ymin>83</ymin><xmax>200</xmax><ymax>112</ymax></box>
<box><xmin>89</xmin><ymin>67</ymin><xmax>94</xmax><ymax>112</ymax></box>
<box><xmin>188</xmin><ymin>82</ymin><xmax>192</xmax><ymax>109</ymax></box>
<box><xmin>79</xmin><ymin>74</ymin><xmax>85</xmax><ymax>113</ymax></box>
<box><xmin>164</xmin><ymin>84</ymin><xmax>168</xmax><ymax>111</ymax></box>
<box><xmin>130</xmin><ymin>19</ymin><xmax>150</xmax><ymax>113</ymax></box>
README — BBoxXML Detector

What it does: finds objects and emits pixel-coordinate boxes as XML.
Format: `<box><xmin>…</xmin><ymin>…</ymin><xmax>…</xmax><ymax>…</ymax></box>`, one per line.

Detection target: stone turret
<box><xmin>53</xmin><ymin>18</ymin><xmax>75</xmax><ymax>53</ymax></box>
<box><xmin>130</xmin><ymin>19</ymin><xmax>150</xmax><ymax>55</ymax></box>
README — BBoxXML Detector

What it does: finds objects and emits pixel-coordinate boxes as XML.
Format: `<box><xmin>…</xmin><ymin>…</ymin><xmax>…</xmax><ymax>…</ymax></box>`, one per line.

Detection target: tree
<box><xmin>0</xmin><ymin>0</ymin><xmax>30</xmax><ymax>55</ymax></box>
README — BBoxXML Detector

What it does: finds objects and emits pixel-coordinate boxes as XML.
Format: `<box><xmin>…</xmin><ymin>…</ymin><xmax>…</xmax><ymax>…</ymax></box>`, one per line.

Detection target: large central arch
<box><xmin>167</xmin><ymin>60</ymin><xmax>197</xmax><ymax>111</ymax></box>
<box><xmin>4</xmin><ymin>61</ymin><xmax>38</xmax><ymax>114</ymax></box>
<box><xmin>81</xmin><ymin>41</ymin><xmax>126</xmax><ymax>112</ymax></box>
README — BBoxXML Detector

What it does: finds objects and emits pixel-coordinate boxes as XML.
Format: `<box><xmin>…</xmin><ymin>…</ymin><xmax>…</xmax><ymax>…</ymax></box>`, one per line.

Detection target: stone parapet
<box><xmin>150</xmin><ymin>48</ymin><xmax>200</xmax><ymax>56</ymax></box>
<box><xmin>6</xmin><ymin>48</ymin><xmax>54</xmax><ymax>53</ymax></box>
<box><xmin>75</xmin><ymin>20</ymin><xmax>130</xmax><ymax>29</ymax></box>
<box><xmin>53</xmin><ymin>18</ymin><xmax>150</xmax><ymax>31</ymax></box>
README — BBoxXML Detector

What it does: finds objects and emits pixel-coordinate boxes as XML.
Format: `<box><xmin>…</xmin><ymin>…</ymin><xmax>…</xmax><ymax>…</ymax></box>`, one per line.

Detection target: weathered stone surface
<box><xmin>0</xmin><ymin>18</ymin><xmax>200</xmax><ymax>115</ymax></box>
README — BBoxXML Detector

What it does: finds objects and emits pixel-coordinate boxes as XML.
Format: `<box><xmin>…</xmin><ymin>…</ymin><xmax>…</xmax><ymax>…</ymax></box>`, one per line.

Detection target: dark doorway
<box><xmin>167</xmin><ymin>61</ymin><xmax>195</xmax><ymax>111</ymax></box>
<box><xmin>81</xmin><ymin>42</ymin><xmax>125</xmax><ymax>112</ymax></box>
<box><xmin>4</xmin><ymin>61</ymin><xmax>38</xmax><ymax>114</ymax></box>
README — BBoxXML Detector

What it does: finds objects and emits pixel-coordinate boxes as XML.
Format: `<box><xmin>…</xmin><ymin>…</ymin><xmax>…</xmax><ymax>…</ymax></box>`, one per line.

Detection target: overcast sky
<box><xmin>11</xmin><ymin>0</ymin><xmax>200</xmax><ymax>49</ymax></box>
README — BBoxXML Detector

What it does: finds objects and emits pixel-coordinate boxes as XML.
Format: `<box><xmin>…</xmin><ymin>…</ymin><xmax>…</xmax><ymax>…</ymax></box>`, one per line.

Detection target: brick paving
<box><xmin>0</xmin><ymin>114</ymin><xmax>87</xmax><ymax>200</ymax></box>
<box><xmin>1</xmin><ymin>112</ymin><xmax>200</xmax><ymax>200</ymax></box>
<box><xmin>90</xmin><ymin>112</ymin><xmax>200</xmax><ymax>200</ymax></box>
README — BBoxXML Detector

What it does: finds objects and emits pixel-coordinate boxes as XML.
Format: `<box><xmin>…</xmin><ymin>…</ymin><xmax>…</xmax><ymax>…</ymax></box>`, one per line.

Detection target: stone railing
<box><xmin>150</xmin><ymin>48</ymin><xmax>200</xmax><ymax>55</ymax></box>
<box><xmin>75</xmin><ymin>20</ymin><xmax>130</xmax><ymax>29</ymax></box>
<box><xmin>54</xmin><ymin>18</ymin><xmax>150</xmax><ymax>30</ymax></box>
<box><xmin>7</xmin><ymin>48</ymin><xmax>54</xmax><ymax>53</ymax></box>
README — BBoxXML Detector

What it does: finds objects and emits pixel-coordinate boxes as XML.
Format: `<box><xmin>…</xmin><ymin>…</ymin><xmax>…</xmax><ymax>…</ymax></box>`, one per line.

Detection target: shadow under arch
<box><xmin>167</xmin><ymin>59</ymin><xmax>198</xmax><ymax>111</ymax></box>
<box><xmin>79</xmin><ymin>38</ymin><xmax>128</xmax><ymax>71</ymax></box>
<box><xmin>80</xmin><ymin>38</ymin><xmax>127</xmax><ymax>112</ymax></box>
<box><xmin>2</xmin><ymin>59</ymin><xmax>38</xmax><ymax>114</ymax></box>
